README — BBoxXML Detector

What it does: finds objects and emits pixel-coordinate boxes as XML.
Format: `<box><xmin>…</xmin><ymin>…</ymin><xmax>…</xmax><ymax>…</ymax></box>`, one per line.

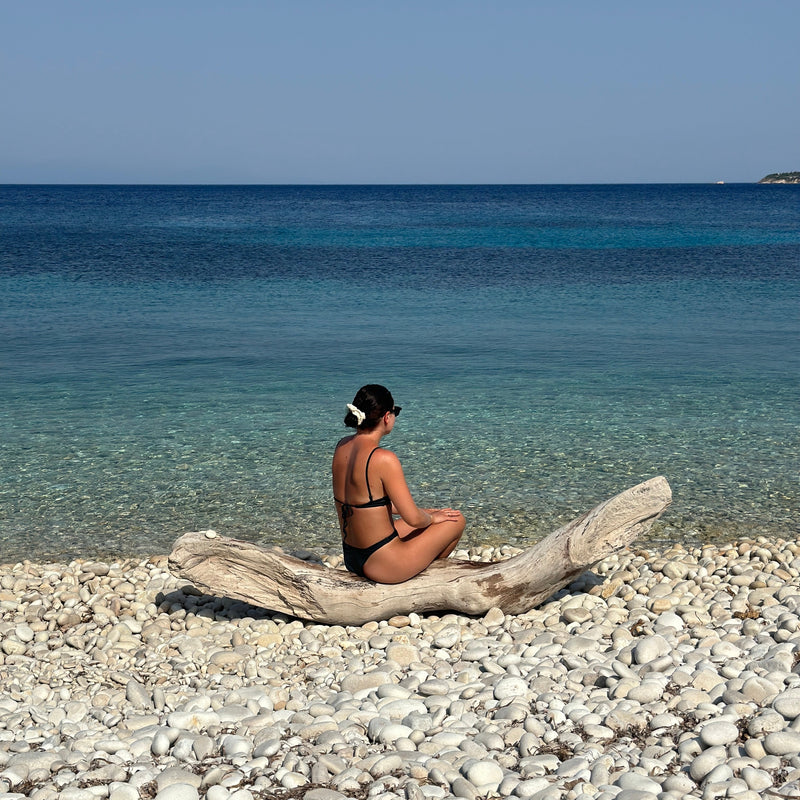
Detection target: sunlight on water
<box><xmin>1</xmin><ymin>185</ymin><xmax>798</xmax><ymax>562</ymax></box>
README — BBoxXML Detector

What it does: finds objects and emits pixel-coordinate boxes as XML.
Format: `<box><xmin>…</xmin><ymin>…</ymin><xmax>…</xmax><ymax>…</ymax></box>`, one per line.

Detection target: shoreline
<box><xmin>2</xmin><ymin>516</ymin><xmax>793</xmax><ymax>573</ymax></box>
<box><xmin>2</xmin><ymin>534</ymin><xmax>800</xmax><ymax>799</ymax></box>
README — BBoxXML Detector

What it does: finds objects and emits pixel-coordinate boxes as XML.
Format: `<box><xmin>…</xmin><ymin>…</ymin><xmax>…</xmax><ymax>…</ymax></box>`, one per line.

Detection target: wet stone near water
<box><xmin>2</xmin><ymin>536</ymin><xmax>800</xmax><ymax>799</ymax></box>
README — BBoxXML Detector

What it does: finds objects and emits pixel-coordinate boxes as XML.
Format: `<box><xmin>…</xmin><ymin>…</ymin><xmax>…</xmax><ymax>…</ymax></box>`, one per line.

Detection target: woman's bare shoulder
<box><xmin>371</xmin><ymin>447</ymin><xmax>400</xmax><ymax>468</ymax></box>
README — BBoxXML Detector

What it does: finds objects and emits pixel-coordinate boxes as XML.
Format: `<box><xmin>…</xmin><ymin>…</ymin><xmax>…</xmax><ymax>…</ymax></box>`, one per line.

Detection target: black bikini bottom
<box><xmin>342</xmin><ymin>530</ymin><xmax>399</xmax><ymax>578</ymax></box>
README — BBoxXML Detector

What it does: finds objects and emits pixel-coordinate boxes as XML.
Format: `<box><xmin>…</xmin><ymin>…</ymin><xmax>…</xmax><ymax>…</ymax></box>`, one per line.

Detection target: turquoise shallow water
<box><xmin>1</xmin><ymin>185</ymin><xmax>798</xmax><ymax>563</ymax></box>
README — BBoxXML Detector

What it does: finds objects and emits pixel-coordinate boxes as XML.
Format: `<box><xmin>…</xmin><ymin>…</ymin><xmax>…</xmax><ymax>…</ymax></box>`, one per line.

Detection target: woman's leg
<box><xmin>363</xmin><ymin>512</ymin><xmax>466</xmax><ymax>584</ymax></box>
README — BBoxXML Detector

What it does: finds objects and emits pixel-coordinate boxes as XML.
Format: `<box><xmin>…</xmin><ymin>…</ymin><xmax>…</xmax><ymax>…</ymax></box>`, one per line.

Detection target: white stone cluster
<box><xmin>2</xmin><ymin>536</ymin><xmax>800</xmax><ymax>800</ymax></box>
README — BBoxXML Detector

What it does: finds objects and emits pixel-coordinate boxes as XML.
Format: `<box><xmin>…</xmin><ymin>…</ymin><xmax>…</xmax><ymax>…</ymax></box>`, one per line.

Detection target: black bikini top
<box><xmin>335</xmin><ymin>448</ymin><xmax>391</xmax><ymax>512</ymax></box>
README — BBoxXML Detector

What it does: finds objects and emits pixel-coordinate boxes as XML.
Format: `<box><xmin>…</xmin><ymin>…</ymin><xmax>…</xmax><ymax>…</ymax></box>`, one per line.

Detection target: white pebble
<box><xmin>493</xmin><ymin>677</ymin><xmax>528</xmax><ymax>701</ymax></box>
<box><xmin>463</xmin><ymin>760</ymin><xmax>504</xmax><ymax>792</ymax></box>
<box><xmin>154</xmin><ymin>785</ymin><xmax>199</xmax><ymax>800</ymax></box>
<box><xmin>764</xmin><ymin>730</ymin><xmax>800</xmax><ymax>756</ymax></box>
<box><xmin>699</xmin><ymin>720</ymin><xmax>740</xmax><ymax>747</ymax></box>
<box><xmin>633</xmin><ymin>635</ymin><xmax>670</xmax><ymax>665</ymax></box>
<box><xmin>773</xmin><ymin>688</ymin><xmax>800</xmax><ymax>720</ymax></box>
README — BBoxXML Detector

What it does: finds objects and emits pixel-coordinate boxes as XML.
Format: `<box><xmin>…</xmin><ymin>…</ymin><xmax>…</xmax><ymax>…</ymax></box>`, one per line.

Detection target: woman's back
<box><xmin>333</xmin><ymin>439</ymin><xmax>395</xmax><ymax>547</ymax></box>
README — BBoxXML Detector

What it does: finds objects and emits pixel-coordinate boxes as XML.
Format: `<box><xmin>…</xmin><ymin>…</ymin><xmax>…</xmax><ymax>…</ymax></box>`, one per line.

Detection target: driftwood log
<box><xmin>169</xmin><ymin>476</ymin><xmax>671</xmax><ymax>625</ymax></box>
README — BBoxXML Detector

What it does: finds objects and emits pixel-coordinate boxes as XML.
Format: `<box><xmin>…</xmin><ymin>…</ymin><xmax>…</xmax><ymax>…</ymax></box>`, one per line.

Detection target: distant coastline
<box><xmin>759</xmin><ymin>171</ymin><xmax>800</xmax><ymax>184</ymax></box>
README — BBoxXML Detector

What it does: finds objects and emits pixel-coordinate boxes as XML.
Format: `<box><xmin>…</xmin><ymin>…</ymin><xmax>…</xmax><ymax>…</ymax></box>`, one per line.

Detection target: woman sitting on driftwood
<box><xmin>332</xmin><ymin>384</ymin><xmax>466</xmax><ymax>583</ymax></box>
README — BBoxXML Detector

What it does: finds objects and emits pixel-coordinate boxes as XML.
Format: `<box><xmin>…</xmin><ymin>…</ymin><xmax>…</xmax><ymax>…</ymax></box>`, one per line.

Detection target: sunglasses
<box><xmin>390</xmin><ymin>406</ymin><xmax>401</xmax><ymax>416</ymax></box>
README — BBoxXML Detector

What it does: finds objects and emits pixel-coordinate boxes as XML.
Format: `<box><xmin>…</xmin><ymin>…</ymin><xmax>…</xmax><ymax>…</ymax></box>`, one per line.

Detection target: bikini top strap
<box><xmin>364</xmin><ymin>447</ymin><xmax>380</xmax><ymax>502</ymax></box>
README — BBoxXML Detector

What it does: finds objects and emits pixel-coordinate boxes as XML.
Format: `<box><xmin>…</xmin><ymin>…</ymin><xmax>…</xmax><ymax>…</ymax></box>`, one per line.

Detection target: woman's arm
<box><xmin>378</xmin><ymin>451</ymin><xmax>432</xmax><ymax>529</ymax></box>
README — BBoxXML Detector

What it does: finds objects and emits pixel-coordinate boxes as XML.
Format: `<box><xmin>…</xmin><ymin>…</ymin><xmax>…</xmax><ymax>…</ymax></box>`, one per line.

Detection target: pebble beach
<box><xmin>3</xmin><ymin>536</ymin><xmax>800</xmax><ymax>800</ymax></box>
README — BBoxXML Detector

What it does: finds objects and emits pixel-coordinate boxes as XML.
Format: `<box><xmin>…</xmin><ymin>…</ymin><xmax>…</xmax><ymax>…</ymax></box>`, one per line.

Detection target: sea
<box><xmin>1</xmin><ymin>184</ymin><xmax>798</xmax><ymax>564</ymax></box>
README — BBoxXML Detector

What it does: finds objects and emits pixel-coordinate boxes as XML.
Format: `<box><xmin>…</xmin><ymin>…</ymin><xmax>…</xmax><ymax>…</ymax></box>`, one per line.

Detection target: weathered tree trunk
<box><xmin>168</xmin><ymin>476</ymin><xmax>670</xmax><ymax>625</ymax></box>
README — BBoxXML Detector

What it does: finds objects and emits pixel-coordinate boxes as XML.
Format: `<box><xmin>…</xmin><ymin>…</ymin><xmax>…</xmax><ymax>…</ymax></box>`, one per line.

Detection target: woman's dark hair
<box><xmin>344</xmin><ymin>384</ymin><xmax>395</xmax><ymax>430</ymax></box>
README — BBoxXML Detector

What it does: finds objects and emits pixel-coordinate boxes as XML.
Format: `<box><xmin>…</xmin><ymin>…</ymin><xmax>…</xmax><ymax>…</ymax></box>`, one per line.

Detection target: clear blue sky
<box><xmin>2</xmin><ymin>1</ymin><xmax>797</xmax><ymax>184</ymax></box>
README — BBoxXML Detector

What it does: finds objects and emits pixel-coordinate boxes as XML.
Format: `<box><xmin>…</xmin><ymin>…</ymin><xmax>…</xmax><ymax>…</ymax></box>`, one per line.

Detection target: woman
<box><xmin>332</xmin><ymin>384</ymin><xmax>466</xmax><ymax>583</ymax></box>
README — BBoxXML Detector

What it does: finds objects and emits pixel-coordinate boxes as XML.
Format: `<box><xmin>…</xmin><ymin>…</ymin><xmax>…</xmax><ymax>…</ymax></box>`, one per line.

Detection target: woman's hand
<box><xmin>428</xmin><ymin>508</ymin><xmax>462</xmax><ymax>525</ymax></box>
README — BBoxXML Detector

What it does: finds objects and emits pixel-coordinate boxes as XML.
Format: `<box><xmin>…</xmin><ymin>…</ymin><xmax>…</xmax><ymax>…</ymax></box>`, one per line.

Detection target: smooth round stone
<box><xmin>627</xmin><ymin>681</ymin><xmax>666</xmax><ymax>704</ymax></box>
<box><xmin>689</xmin><ymin>747</ymin><xmax>727</xmax><ymax>782</ymax></box>
<box><xmin>474</xmin><ymin>732</ymin><xmax>505</xmax><ymax>752</ymax></box>
<box><xmin>562</xmin><ymin>607</ymin><xmax>591</xmax><ymax>624</ymax></box>
<box><xmin>204</xmin><ymin>788</ymin><xmax>230</xmax><ymax>800</ymax></box>
<box><xmin>461</xmin><ymin>645</ymin><xmax>491</xmax><ymax>661</ymax></box>
<box><xmin>661</xmin><ymin>773</ymin><xmax>696</xmax><ymax>794</ymax></box>
<box><xmin>14</xmin><ymin>624</ymin><xmax>35</xmax><ymax>643</ymax></box>
<box><xmin>395</xmin><ymin>737</ymin><xmax>417</xmax><ymax>752</ymax></box>
<box><xmin>704</xmin><ymin>764</ymin><xmax>734</xmax><ymax>783</ymax></box>
<box><xmin>748</xmin><ymin>711</ymin><xmax>787</xmax><ymax>736</ymax></box>
<box><xmin>699</xmin><ymin>720</ymin><xmax>740</xmax><ymax>747</ymax></box>
<box><xmin>764</xmin><ymin>730</ymin><xmax>800</xmax><ymax>756</ymax></box>
<box><xmin>253</xmin><ymin>738</ymin><xmax>281</xmax><ymax>758</ymax></box>
<box><xmin>280</xmin><ymin>772</ymin><xmax>307</xmax><ymax>789</ymax></box>
<box><xmin>662</xmin><ymin>561</ymin><xmax>689</xmax><ymax>580</ymax></box>
<box><xmin>109</xmin><ymin>784</ymin><xmax>140</xmax><ymax>800</ymax></box>
<box><xmin>298</xmin><ymin>720</ymin><xmax>338</xmax><ymax>740</ymax></box>
<box><xmin>126</xmin><ymin>680</ymin><xmax>152</xmax><ymax>708</ymax></box>
<box><xmin>633</xmin><ymin>635</ymin><xmax>670</xmax><ymax>665</ymax></box>
<box><xmin>304</xmin><ymin>790</ymin><xmax>349</xmax><ymax>800</ymax></box>
<box><xmin>218</xmin><ymin>705</ymin><xmax>252</xmax><ymax>725</ymax></box>
<box><xmin>513</xmin><ymin>777</ymin><xmax>551</xmax><ymax>798</ymax></box>
<box><xmin>419</xmin><ymin>680</ymin><xmax>450</xmax><ymax>696</ymax></box>
<box><xmin>493</xmin><ymin>677</ymin><xmax>528</xmax><ymax>702</ymax></box>
<box><xmin>651</xmin><ymin>713</ymin><xmax>682</xmax><ymax>730</ymax></box>
<box><xmin>582</xmin><ymin>724</ymin><xmax>614</xmax><ymax>740</ymax></box>
<box><xmin>157</xmin><ymin>768</ymin><xmax>202</xmax><ymax>791</ymax></box>
<box><xmin>556</xmin><ymin>757</ymin><xmax>589</xmax><ymax>778</ymax></box>
<box><xmin>742</xmin><ymin>766</ymin><xmax>773</xmax><ymax>792</ymax></box>
<box><xmin>208</xmin><ymin>651</ymin><xmax>244</xmax><ymax>668</ymax></box>
<box><xmin>151</xmin><ymin>731</ymin><xmax>172</xmax><ymax>756</ymax></box>
<box><xmin>1</xmin><ymin>639</ymin><xmax>26</xmax><ymax>656</ymax></box>
<box><xmin>378</xmin><ymin>724</ymin><xmax>414</xmax><ymax>746</ymax></box>
<box><xmin>380</xmin><ymin>699</ymin><xmax>426</xmax><ymax>720</ymax></box>
<box><xmin>385</xmin><ymin>643</ymin><xmax>419</xmax><ymax>666</ymax></box>
<box><xmin>432</xmin><ymin>625</ymin><xmax>461</xmax><ymax>648</ymax></box>
<box><xmin>647</xmin><ymin>596</ymin><xmax>674</xmax><ymax>613</ymax></box>
<box><xmin>166</xmin><ymin>711</ymin><xmax>220</xmax><ymax>731</ymax></box>
<box><xmin>655</xmin><ymin>612</ymin><xmax>684</xmax><ymax>630</ymax></box>
<box><xmin>377</xmin><ymin>683</ymin><xmax>412</xmax><ymax>699</ymax></box>
<box><xmin>463</xmin><ymin>760</ymin><xmax>503</xmax><ymax>792</ymax></box>
<box><xmin>432</xmin><ymin>731</ymin><xmax>467</xmax><ymax>748</ymax></box>
<box><xmin>483</xmin><ymin>607</ymin><xmax>505</xmax><ymax>627</ymax></box>
<box><xmin>460</xmin><ymin>739</ymin><xmax>489</xmax><ymax>759</ymax></box>
<box><xmin>743</xmin><ymin>677</ymin><xmax>780</xmax><ymax>703</ymax></box>
<box><xmin>192</xmin><ymin>736</ymin><xmax>215</xmax><ymax>761</ymax></box>
<box><xmin>339</xmin><ymin>672</ymin><xmax>391</xmax><ymax>694</ymax></box>
<box><xmin>154</xmin><ymin>784</ymin><xmax>199</xmax><ymax>800</ymax></box>
<box><xmin>170</xmin><ymin>738</ymin><xmax>196</xmax><ymax>762</ymax></box>
<box><xmin>221</xmin><ymin>736</ymin><xmax>252</xmax><ymax>758</ymax></box>
<box><xmin>773</xmin><ymin>689</ymin><xmax>800</xmax><ymax>720</ymax></box>
<box><xmin>711</xmin><ymin>640</ymin><xmax>742</xmax><ymax>658</ymax></box>
<box><xmin>450</xmin><ymin>776</ymin><xmax>478</xmax><ymax>799</ymax></box>
<box><xmin>493</xmin><ymin>704</ymin><xmax>527</xmax><ymax>723</ymax></box>
<box><xmin>367</xmin><ymin>717</ymin><xmax>390</xmax><ymax>741</ymax></box>
<box><xmin>773</xmin><ymin>783</ymin><xmax>800</xmax><ymax>799</ymax></box>
<box><xmin>369</xmin><ymin>754</ymin><xmax>403</xmax><ymax>778</ymax></box>
<box><xmin>614</xmin><ymin>771</ymin><xmax>662</xmax><ymax>794</ymax></box>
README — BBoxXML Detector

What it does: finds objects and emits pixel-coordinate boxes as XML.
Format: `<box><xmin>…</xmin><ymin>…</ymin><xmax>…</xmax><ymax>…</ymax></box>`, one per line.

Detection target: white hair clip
<box><xmin>346</xmin><ymin>403</ymin><xmax>366</xmax><ymax>425</ymax></box>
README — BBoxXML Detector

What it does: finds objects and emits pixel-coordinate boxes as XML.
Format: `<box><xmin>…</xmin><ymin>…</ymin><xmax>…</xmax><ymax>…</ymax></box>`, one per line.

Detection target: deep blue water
<box><xmin>1</xmin><ymin>184</ymin><xmax>798</xmax><ymax>563</ymax></box>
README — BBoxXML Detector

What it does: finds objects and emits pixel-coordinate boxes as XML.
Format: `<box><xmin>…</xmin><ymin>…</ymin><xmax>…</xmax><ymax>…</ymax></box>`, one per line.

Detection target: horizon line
<box><xmin>0</xmin><ymin>180</ymin><xmax>763</xmax><ymax>187</ymax></box>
